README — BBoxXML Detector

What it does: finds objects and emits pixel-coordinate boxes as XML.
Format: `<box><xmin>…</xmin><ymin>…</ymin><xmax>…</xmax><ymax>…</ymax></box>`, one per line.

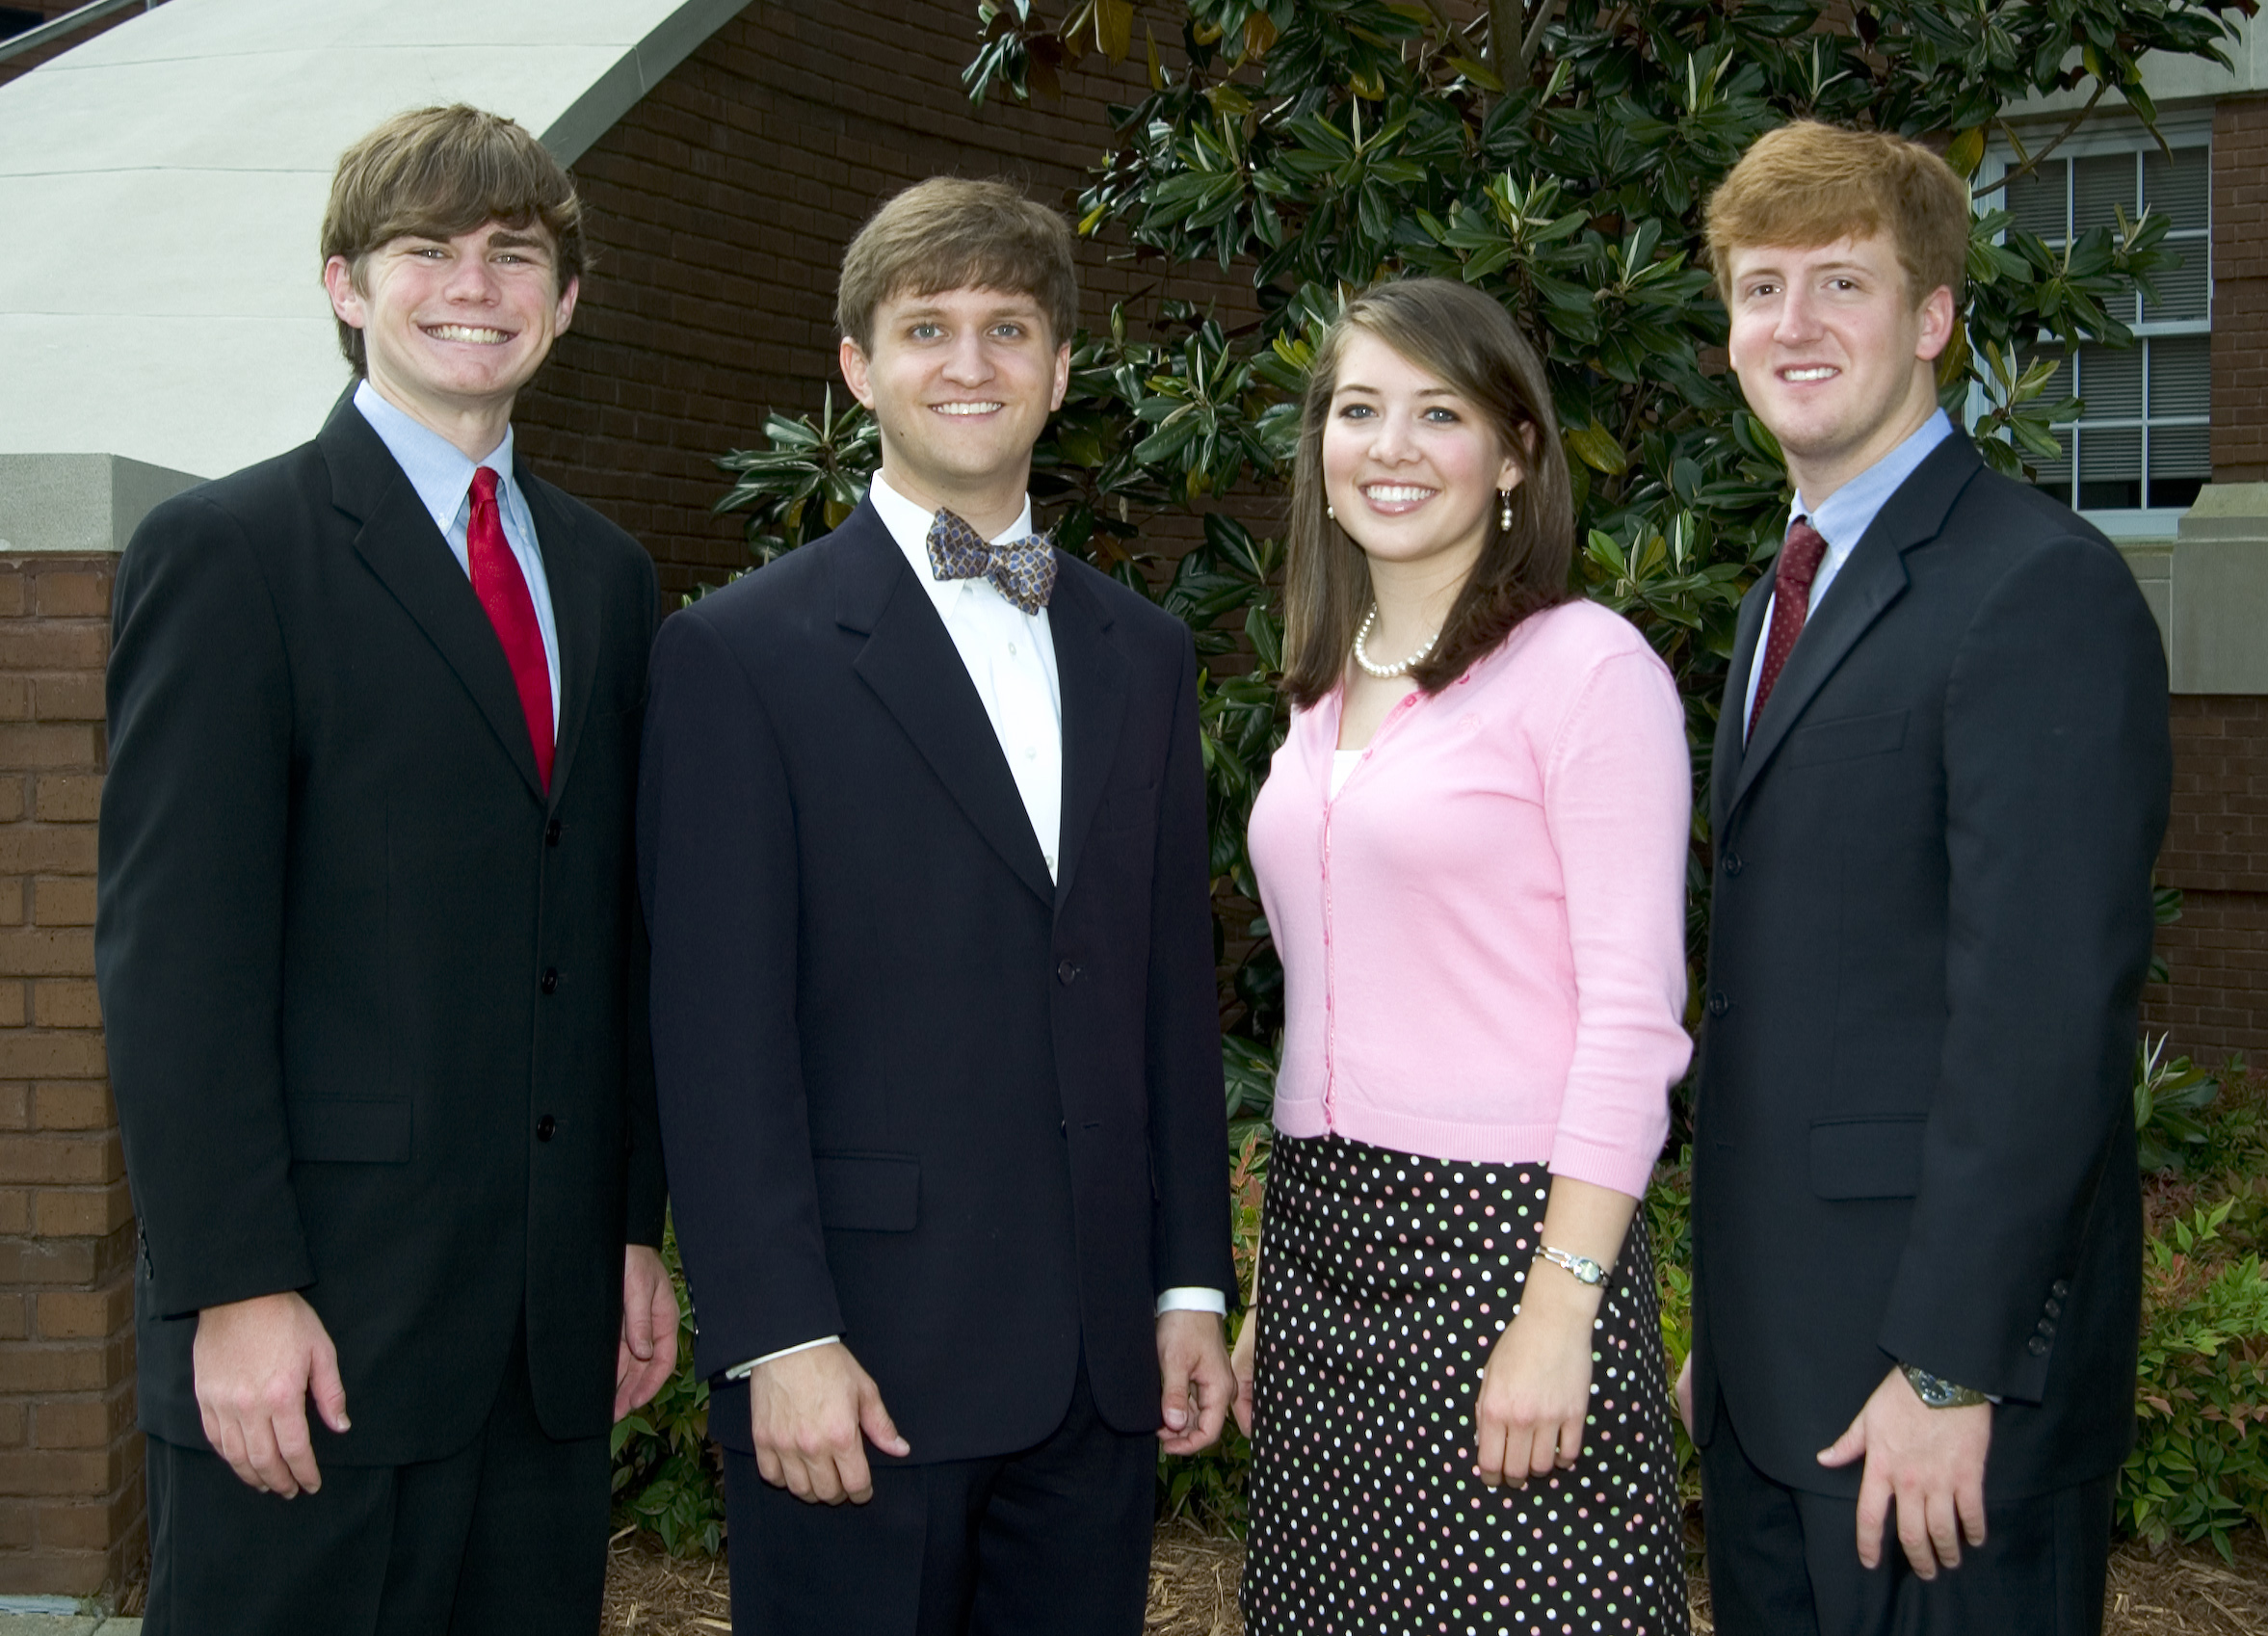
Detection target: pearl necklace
<box><xmin>1352</xmin><ymin>603</ymin><xmax>1438</xmax><ymax>679</ymax></box>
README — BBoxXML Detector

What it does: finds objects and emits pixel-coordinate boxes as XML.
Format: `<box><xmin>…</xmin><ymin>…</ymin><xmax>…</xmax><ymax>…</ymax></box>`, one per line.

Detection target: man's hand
<box><xmin>1157</xmin><ymin>1309</ymin><xmax>1231</xmax><ymax>1455</ymax></box>
<box><xmin>1228</xmin><ymin>1307</ymin><xmax>1257</xmax><ymax>1439</ymax></box>
<box><xmin>192</xmin><ymin>1290</ymin><xmax>349</xmax><ymax>1498</ymax></box>
<box><xmin>1675</xmin><ymin>1352</ymin><xmax>1694</xmax><ymax>1437</ymax></box>
<box><xmin>748</xmin><ymin>1342</ymin><xmax>909</xmax><ymax>1505</ymax></box>
<box><xmin>615</xmin><ymin>1245</ymin><xmax>680</xmax><ymax>1419</ymax></box>
<box><xmin>1817</xmin><ymin>1365</ymin><xmax>1991</xmax><ymax>1576</ymax></box>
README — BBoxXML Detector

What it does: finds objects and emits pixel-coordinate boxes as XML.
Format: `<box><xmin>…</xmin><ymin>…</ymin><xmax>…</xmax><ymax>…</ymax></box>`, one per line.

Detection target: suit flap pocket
<box><xmin>813</xmin><ymin>1152</ymin><xmax>919</xmax><ymax>1232</ymax></box>
<box><xmin>288</xmin><ymin>1099</ymin><xmax>411</xmax><ymax>1164</ymax></box>
<box><xmin>1785</xmin><ymin>709</ymin><xmax>1908</xmax><ymax>766</ymax></box>
<box><xmin>1809</xmin><ymin>1116</ymin><xmax>1926</xmax><ymax>1200</ymax></box>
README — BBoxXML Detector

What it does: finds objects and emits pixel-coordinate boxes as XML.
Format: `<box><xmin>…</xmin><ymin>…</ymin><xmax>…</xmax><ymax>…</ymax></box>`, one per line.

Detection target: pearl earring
<box><xmin>1498</xmin><ymin>489</ymin><xmax>1514</xmax><ymax>531</ymax></box>
<box><xmin>1327</xmin><ymin>503</ymin><xmax>1336</xmax><ymax>520</ymax></box>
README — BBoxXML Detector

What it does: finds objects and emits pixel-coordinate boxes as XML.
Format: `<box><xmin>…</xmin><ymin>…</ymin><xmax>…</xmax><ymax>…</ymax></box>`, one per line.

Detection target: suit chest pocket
<box><xmin>1785</xmin><ymin>709</ymin><xmax>1907</xmax><ymax>767</ymax></box>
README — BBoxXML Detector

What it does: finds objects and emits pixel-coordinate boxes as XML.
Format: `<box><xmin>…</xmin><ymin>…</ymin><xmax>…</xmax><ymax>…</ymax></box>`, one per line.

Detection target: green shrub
<box><xmin>608</xmin><ymin>1222</ymin><xmax>725</xmax><ymax>1556</ymax></box>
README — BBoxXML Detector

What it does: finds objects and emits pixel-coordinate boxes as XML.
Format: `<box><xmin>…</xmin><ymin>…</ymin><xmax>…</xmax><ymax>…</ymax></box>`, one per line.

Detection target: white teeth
<box><xmin>1363</xmin><ymin>485</ymin><xmax>1435</xmax><ymax>503</ymax></box>
<box><xmin>428</xmin><ymin>325</ymin><xmax>509</xmax><ymax>343</ymax></box>
<box><xmin>933</xmin><ymin>402</ymin><xmax>1003</xmax><ymax>415</ymax></box>
<box><xmin>1782</xmin><ymin>366</ymin><xmax>1836</xmax><ymax>381</ymax></box>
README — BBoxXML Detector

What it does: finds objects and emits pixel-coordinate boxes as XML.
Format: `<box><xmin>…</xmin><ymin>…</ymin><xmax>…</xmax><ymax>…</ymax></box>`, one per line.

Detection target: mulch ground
<box><xmin>601</xmin><ymin>1518</ymin><xmax>2268</xmax><ymax>1633</ymax></box>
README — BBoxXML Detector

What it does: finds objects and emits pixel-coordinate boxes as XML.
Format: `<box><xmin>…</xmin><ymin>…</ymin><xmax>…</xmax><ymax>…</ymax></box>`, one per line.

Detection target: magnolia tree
<box><xmin>717</xmin><ymin>0</ymin><xmax>2248</xmax><ymax>1081</ymax></box>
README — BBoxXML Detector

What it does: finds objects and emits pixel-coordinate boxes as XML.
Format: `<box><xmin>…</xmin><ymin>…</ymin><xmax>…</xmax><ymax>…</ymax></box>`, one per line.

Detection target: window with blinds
<box><xmin>1998</xmin><ymin>140</ymin><xmax>2212</xmax><ymax>521</ymax></box>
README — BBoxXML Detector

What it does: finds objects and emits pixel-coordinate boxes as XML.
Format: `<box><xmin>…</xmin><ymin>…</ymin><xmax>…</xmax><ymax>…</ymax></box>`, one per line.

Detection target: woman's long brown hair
<box><xmin>1279</xmin><ymin>277</ymin><xmax>1574</xmax><ymax>709</ymax></box>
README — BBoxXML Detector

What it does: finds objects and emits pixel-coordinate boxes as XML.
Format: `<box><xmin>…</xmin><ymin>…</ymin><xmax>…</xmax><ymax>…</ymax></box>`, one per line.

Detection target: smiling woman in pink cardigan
<box><xmin>1229</xmin><ymin>278</ymin><xmax>1695</xmax><ymax>1636</ymax></box>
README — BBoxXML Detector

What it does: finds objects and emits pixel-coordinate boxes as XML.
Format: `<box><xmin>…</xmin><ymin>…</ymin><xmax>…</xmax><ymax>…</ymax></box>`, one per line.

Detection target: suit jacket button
<box><xmin>1722</xmin><ymin>852</ymin><xmax>1743</xmax><ymax>877</ymax></box>
<box><xmin>2026</xmin><ymin>1335</ymin><xmax>2049</xmax><ymax>1356</ymax></box>
<box><xmin>2044</xmin><ymin>1298</ymin><xmax>2062</xmax><ymax>1318</ymax></box>
<box><xmin>1056</xmin><ymin>960</ymin><xmax>1078</xmax><ymax>986</ymax></box>
<box><xmin>1706</xmin><ymin>991</ymin><xmax>1730</xmax><ymax>1017</ymax></box>
<box><xmin>545</xmin><ymin>819</ymin><xmax>563</xmax><ymax>847</ymax></box>
<box><xmin>541</xmin><ymin>968</ymin><xmax>560</xmax><ymax>994</ymax></box>
<box><xmin>536</xmin><ymin>1114</ymin><xmax>557</xmax><ymax>1142</ymax></box>
<box><xmin>2051</xmin><ymin>1280</ymin><xmax>2070</xmax><ymax>1300</ymax></box>
<box><xmin>2036</xmin><ymin>1318</ymin><xmax>2055</xmax><ymax>1337</ymax></box>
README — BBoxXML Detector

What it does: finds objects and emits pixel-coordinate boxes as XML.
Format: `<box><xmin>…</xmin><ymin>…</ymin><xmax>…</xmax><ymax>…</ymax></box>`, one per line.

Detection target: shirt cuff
<box><xmin>1155</xmin><ymin>1287</ymin><xmax>1226</xmax><ymax>1316</ymax></box>
<box><xmin>724</xmin><ymin>1334</ymin><xmax>840</xmax><ymax>1380</ymax></box>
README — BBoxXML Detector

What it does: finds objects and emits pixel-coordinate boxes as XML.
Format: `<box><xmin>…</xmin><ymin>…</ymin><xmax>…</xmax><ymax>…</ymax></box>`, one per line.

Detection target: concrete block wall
<box><xmin>0</xmin><ymin>555</ymin><xmax>138</xmax><ymax>1597</ymax></box>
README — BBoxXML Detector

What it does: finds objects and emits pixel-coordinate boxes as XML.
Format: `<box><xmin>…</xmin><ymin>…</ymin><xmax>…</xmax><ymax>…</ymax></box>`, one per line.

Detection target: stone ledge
<box><xmin>0</xmin><ymin>459</ymin><xmax>201</xmax><ymax>558</ymax></box>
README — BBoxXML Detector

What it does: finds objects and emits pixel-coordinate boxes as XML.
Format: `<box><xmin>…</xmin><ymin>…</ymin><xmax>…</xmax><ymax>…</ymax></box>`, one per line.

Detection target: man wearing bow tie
<box><xmin>639</xmin><ymin>176</ymin><xmax>1234</xmax><ymax>1635</ymax></box>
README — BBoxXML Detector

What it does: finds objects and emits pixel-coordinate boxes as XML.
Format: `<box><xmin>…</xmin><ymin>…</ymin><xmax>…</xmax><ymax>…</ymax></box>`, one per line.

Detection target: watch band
<box><xmin>1900</xmin><ymin>1362</ymin><xmax>1989</xmax><ymax>1409</ymax></box>
<box><xmin>1539</xmin><ymin>1245</ymin><xmax>1609</xmax><ymax>1287</ymax></box>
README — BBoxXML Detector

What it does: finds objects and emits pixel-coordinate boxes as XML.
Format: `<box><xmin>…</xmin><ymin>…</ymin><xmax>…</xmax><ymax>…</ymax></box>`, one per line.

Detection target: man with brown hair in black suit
<box><xmin>98</xmin><ymin>104</ymin><xmax>675</xmax><ymax>1634</ymax></box>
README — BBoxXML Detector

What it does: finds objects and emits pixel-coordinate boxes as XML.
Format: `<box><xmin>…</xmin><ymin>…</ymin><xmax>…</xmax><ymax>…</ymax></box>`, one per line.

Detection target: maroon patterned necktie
<box><xmin>925</xmin><ymin>509</ymin><xmax>1058</xmax><ymax>614</ymax></box>
<box><xmin>1748</xmin><ymin>516</ymin><xmax>1828</xmax><ymax>736</ymax></box>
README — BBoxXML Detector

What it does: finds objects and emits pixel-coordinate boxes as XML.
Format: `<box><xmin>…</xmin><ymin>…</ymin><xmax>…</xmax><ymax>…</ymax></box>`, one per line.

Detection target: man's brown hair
<box><xmin>1280</xmin><ymin>277</ymin><xmax>1573</xmax><ymax>708</ymax></box>
<box><xmin>836</xmin><ymin>177</ymin><xmax>1077</xmax><ymax>354</ymax></box>
<box><xmin>1703</xmin><ymin>120</ymin><xmax>1969</xmax><ymax>308</ymax></box>
<box><xmin>321</xmin><ymin>105</ymin><xmax>585</xmax><ymax>375</ymax></box>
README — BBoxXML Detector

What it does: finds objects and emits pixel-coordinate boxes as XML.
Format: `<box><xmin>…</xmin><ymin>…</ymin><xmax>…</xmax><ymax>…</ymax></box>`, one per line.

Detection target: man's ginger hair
<box><xmin>835</xmin><ymin>176</ymin><xmax>1077</xmax><ymax>354</ymax></box>
<box><xmin>1704</xmin><ymin>121</ymin><xmax>1969</xmax><ymax>309</ymax></box>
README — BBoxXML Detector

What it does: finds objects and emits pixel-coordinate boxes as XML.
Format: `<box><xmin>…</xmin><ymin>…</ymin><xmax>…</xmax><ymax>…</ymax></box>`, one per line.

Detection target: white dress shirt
<box><xmin>1740</xmin><ymin>409</ymin><xmax>1953</xmax><ymax>740</ymax></box>
<box><xmin>730</xmin><ymin>477</ymin><xmax>1224</xmax><ymax>1379</ymax></box>
<box><xmin>354</xmin><ymin>380</ymin><xmax>562</xmax><ymax>728</ymax></box>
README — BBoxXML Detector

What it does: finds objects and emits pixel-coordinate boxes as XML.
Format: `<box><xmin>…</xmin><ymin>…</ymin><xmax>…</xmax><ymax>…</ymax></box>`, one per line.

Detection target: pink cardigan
<box><xmin>1248</xmin><ymin>598</ymin><xmax>1693</xmax><ymax>1199</ymax></box>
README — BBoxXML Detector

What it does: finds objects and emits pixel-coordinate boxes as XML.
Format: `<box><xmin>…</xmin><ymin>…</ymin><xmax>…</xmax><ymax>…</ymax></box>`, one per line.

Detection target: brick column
<box><xmin>0</xmin><ymin>554</ymin><xmax>139</xmax><ymax>1596</ymax></box>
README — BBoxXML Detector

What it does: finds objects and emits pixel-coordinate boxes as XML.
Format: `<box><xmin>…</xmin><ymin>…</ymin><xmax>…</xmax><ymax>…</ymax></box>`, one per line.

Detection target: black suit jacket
<box><xmin>96</xmin><ymin>398</ymin><xmax>667</xmax><ymax>1464</ymax></box>
<box><xmin>1689</xmin><ymin>434</ymin><xmax>2171</xmax><ymax>1500</ymax></box>
<box><xmin>639</xmin><ymin>499</ymin><xmax>1233</xmax><ymax>1463</ymax></box>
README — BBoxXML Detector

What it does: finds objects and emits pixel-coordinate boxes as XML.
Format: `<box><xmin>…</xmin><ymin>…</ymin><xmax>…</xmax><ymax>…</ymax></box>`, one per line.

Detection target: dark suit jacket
<box><xmin>639</xmin><ymin>498</ymin><xmax>1233</xmax><ymax>1464</ymax></box>
<box><xmin>1690</xmin><ymin>434</ymin><xmax>2171</xmax><ymax>1502</ymax></box>
<box><xmin>96</xmin><ymin>397</ymin><xmax>667</xmax><ymax>1464</ymax></box>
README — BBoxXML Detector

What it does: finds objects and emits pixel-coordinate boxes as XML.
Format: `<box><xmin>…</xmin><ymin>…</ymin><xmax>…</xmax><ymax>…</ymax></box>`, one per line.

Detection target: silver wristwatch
<box><xmin>1900</xmin><ymin>1362</ymin><xmax>1988</xmax><ymax>1409</ymax></box>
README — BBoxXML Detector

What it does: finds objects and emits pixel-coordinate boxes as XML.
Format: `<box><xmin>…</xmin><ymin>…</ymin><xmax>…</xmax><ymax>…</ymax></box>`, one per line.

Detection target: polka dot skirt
<box><xmin>1242</xmin><ymin>1132</ymin><xmax>1689</xmax><ymax>1635</ymax></box>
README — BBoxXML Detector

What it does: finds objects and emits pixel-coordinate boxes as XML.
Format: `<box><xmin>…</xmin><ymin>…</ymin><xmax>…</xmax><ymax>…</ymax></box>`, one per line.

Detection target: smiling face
<box><xmin>323</xmin><ymin>221</ymin><xmax>576</xmax><ymax>456</ymax></box>
<box><xmin>1321</xmin><ymin>330</ymin><xmax>1522</xmax><ymax>588</ymax></box>
<box><xmin>838</xmin><ymin>284</ymin><xmax>1070</xmax><ymax>533</ymax></box>
<box><xmin>1724</xmin><ymin>232</ymin><xmax>1954</xmax><ymax>503</ymax></box>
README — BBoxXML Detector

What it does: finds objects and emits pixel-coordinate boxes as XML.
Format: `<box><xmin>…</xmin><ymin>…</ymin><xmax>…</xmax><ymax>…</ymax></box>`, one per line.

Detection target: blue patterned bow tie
<box><xmin>925</xmin><ymin>509</ymin><xmax>1058</xmax><ymax>615</ymax></box>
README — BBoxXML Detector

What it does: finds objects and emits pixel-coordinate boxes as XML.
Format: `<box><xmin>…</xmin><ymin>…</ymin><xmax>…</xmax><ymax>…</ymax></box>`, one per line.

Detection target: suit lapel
<box><xmin>832</xmin><ymin>504</ymin><xmax>1056</xmax><ymax>906</ymax></box>
<box><xmin>518</xmin><ymin>469</ymin><xmax>601</xmax><ymax>809</ymax></box>
<box><xmin>1712</xmin><ymin>583</ymin><xmax>1771</xmax><ymax>840</ymax></box>
<box><xmin>1726</xmin><ymin>435</ymin><xmax>1984</xmax><ymax>818</ymax></box>
<box><xmin>320</xmin><ymin>406</ymin><xmax>547</xmax><ymax>803</ymax></box>
<box><xmin>1045</xmin><ymin>563</ymin><xmax>1127</xmax><ymax>915</ymax></box>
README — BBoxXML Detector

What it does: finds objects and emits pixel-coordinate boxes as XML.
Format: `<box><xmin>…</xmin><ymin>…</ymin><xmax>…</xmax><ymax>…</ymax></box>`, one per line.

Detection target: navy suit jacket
<box><xmin>1690</xmin><ymin>434</ymin><xmax>2171</xmax><ymax>1499</ymax></box>
<box><xmin>639</xmin><ymin>499</ymin><xmax>1233</xmax><ymax>1462</ymax></box>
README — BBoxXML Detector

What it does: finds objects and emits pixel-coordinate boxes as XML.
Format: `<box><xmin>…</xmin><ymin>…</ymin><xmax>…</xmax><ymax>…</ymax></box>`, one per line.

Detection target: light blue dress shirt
<box><xmin>1740</xmin><ymin>409</ymin><xmax>1954</xmax><ymax>738</ymax></box>
<box><xmin>353</xmin><ymin>380</ymin><xmax>563</xmax><ymax>729</ymax></box>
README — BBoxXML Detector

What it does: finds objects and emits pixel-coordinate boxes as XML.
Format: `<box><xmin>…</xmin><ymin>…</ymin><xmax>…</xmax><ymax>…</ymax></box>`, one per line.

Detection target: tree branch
<box><xmin>1488</xmin><ymin>0</ymin><xmax>1520</xmax><ymax>78</ymax></box>
<box><xmin>1521</xmin><ymin>0</ymin><xmax>1560</xmax><ymax>67</ymax></box>
<box><xmin>1969</xmin><ymin>80</ymin><xmax>2107</xmax><ymax>203</ymax></box>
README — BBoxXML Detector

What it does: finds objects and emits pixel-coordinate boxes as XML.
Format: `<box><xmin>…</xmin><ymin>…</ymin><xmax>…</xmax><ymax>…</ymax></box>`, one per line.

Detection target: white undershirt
<box><xmin>1330</xmin><ymin>750</ymin><xmax>1360</xmax><ymax>798</ymax></box>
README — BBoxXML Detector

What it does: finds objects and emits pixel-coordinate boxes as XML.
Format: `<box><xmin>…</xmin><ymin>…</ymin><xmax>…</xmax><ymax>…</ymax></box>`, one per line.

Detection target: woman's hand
<box><xmin>1230</xmin><ymin>1307</ymin><xmax>1258</xmax><ymax>1438</ymax></box>
<box><xmin>1473</xmin><ymin>1272</ymin><xmax>1601</xmax><ymax>1487</ymax></box>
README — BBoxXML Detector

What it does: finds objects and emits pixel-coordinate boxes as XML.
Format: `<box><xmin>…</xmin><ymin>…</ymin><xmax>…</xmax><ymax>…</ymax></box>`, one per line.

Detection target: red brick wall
<box><xmin>2211</xmin><ymin>94</ymin><xmax>2268</xmax><ymax>483</ymax></box>
<box><xmin>0</xmin><ymin>556</ymin><xmax>139</xmax><ymax>1596</ymax></box>
<box><xmin>514</xmin><ymin>0</ymin><xmax>1253</xmax><ymax>597</ymax></box>
<box><xmin>2143</xmin><ymin>695</ymin><xmax>2268</xmax><ymax>1069</ymax></box>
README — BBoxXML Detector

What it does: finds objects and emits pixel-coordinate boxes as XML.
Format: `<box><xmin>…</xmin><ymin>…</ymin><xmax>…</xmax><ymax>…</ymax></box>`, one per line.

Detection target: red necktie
<box><xmin>467</xmin><ymin>466</ymin><xmax>554</xmax><ymax>790</ymax></box>
<box><xmin>1748</xmin><ymin>516</ymin><xmax>1829</xmax><ymax>736</ymax></box>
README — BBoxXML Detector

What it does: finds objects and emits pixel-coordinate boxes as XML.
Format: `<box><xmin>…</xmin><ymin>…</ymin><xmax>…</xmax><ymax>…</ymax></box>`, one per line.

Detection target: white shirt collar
<box><xmin>868</xmin><ymin>471</ymin><xmax>1038</xmax><ymax>617</ymax></box>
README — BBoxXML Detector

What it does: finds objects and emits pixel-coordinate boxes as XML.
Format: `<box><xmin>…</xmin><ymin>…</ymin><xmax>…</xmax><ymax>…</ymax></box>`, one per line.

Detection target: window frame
<box><xmin>1979</xmin><ymin>110</ymin><xmax>2213</xmax><ymax>540</ymax></box>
